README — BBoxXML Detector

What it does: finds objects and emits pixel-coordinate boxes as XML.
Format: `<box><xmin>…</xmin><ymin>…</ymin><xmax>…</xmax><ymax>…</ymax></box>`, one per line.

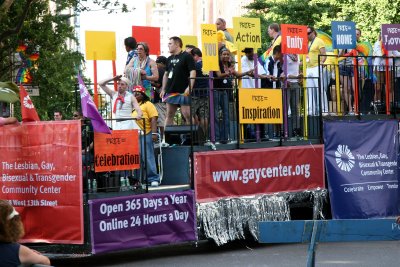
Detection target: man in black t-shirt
<box><xmin>160</xmin><ymin>36</ymin><xmax>196</xmax><ymax>127</ymax></box>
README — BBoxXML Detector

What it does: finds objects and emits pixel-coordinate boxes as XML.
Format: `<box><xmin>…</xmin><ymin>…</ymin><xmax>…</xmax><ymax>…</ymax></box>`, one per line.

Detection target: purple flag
<box><xmin>78</xmin><ymin>75</ymin><xmax>111</xmax><ymax>134</ymax></box>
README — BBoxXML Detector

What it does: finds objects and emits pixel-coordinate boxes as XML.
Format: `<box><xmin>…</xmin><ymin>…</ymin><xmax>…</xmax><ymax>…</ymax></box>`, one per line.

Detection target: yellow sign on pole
<box><xmin>200</xmin><ymin>24</ymin><xmax>219</xmax><ymax>71</ymax></box>
<box><xmin>180</xmin><ymin>35</ymin><xmax>198</xmax><ymax>49</ymax></box>
<box><xmin>85</xmin><ymin>31</ymin><xmax>116</xmax><ymax>60</ymax></box>
<box><xmin>233</xmin><ymin>17</ymin><xmax>261</xmax><ymax>49</ymax></box>
<box><xmin>239</xmin><ymin>89</ymin><xmax>283</xmax><ymax>124</ymax></box>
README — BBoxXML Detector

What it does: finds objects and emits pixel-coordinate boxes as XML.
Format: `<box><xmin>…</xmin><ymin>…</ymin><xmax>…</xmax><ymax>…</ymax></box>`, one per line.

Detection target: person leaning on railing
<box><xmin>0</xmin><ymin>200</ymin><xmax>51</xmax><ymax>267</ymax></box>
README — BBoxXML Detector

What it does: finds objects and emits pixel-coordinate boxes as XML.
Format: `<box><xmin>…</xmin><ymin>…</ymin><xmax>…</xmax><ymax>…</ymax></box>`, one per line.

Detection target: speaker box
<box><xmin>161</xmin><ymin>146</ymin><xmax>190</xmax><ymax>185</ymax></box>
<box><xmin>164</xmin><ymin>125</ymin><xmax>205</xmax><ymax>145</ymax></box>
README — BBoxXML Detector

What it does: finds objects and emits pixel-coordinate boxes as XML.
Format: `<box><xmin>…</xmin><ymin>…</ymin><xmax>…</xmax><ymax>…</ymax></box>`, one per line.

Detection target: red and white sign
<box><xmin>194</xmin><ymin>145</ymin><xmax>325</xmax><ymax>203</ymax></box>
<box><xmin>281</xmin><ymin>24</ymin><xmax>308</xmax><ymax>54</ymax></box>
<box><xmin>0</xmin><ymin>121</ymin><xmax>83</xmax><ymax>243</ymax></box>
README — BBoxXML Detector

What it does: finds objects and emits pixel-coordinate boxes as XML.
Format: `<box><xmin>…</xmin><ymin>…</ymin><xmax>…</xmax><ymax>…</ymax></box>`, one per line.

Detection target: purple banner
<box><xmin>381</xmin><ymin>24</ymin><xmax>400</xmax><ymax>51</ymax></box>
<box><xmin>89</xmin><ymin>191</ymin><xmax>196</xmax><ymax>254</ymax></box>
<box><xmin>324</xmin><ymin>120</ymin><xmax>399</xmax><ymax>219</ymax></box>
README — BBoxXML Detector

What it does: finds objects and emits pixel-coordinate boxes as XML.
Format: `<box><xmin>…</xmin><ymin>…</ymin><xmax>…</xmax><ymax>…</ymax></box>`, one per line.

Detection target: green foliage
<box><xmin>0</xmin><ymin>0</ymin><xmax>132</xmax><ymax>120</ymax></box>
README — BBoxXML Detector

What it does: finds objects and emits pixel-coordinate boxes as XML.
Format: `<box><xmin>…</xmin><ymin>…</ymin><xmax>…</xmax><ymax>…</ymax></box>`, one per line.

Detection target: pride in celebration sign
<box><xmin>233</xmin><ymin>17</ymin><xmax>261</xmax><ymax>49</ymax></box>
<box><xmin>281</xmin><ymin>24</ymin><xmax>308</xmax><ymax>54</ymax></box>
<box><xmin>331</xmin><ymin>21</ymin><xmax>356</xmax><ymax>49</ymax></box>
<box><xmin>239</xmin><ymin>88</ymin><xmax>283</xmax><ymax>124</ymax></box>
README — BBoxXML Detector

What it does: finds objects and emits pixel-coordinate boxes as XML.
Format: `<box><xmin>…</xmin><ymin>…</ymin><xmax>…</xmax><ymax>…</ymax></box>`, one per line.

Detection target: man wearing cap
<box><xmin>241</xmin><ymin>47</ymin><xmax>268</xmax><ymax>88</ymax></box>
<box><xmin>241</xmin><ymin>47</ymin><xmax>269</xmax><ymax>140</ymax></box>
<box><xmin>99</xmin><ymin>75</ymin><xmax>142</xmax><ymax>130</ymax></box>
<box><xmin>131</xmin><ymin>85</ymin><xmax>160</xmax><ymax>187</ymax></box>
<box><xmin>151</xmin><ymin>56</ymin><xmax>167</xmax><ymax>139</ymax></box>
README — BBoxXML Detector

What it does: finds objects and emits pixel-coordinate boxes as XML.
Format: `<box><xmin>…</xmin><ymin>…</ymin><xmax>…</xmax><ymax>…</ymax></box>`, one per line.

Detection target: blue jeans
<box><xmin>214</xmin><ymin>90</ymin><xmax>230</xmax><ymax>141</ymax></box>
<box><xmin>137</xmin><ymin>133</ymin><xmax>159</xmax><ymax>184</ymax></box>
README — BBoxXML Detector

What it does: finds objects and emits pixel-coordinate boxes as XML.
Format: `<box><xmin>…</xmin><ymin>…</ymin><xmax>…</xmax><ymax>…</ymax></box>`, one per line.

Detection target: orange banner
<box><xmin>0</xmin><ymin>121</ymin><xmax>83</xmax><ymax>244</ymax></box>
<box><xmin>94</xmin><ymin>130</ymin><xmax>140</xmax><ymax>172</ymax></box>
<box><xmin>281</xmin><ymin>24</ymin><xmax>308</xmax><ymax>55</ymax></box>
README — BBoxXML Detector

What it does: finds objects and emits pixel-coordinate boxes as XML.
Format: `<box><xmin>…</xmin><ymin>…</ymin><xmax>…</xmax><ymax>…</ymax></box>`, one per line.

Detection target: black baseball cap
<box><xmin>156</xmin><ymin>56</ymin><xmax>167</xmax><ymax>65</ymax></box>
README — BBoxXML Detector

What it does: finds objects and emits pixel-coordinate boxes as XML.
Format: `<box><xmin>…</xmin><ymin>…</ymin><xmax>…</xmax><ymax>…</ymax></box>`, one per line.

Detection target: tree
<box><xmin>0</xmin><ymin>0</ymin><xmax>132</xmax><ymax>120</ymax></box>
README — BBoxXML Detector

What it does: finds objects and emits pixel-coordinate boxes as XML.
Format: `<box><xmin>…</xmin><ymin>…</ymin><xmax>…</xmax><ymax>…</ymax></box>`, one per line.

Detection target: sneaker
<box><xmin>150</xmin><ymin>181</ymin><xmax>159</xmax><ymax>187</ymax></box>
<box><xmin>161</xmin><ymin>142</ymin><xmax>169</xmax><ymax>148</ymax></box>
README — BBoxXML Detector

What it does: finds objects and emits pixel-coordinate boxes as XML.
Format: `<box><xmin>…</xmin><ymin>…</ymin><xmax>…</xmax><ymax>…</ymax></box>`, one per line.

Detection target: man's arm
<box><xmin>320</xmin><ymin>47</ymin><xmax>327</xmax><ymax>64</ymax></box>
<box><xmin>143</xmin><ymin>60</ymin><xmax>159</xmax><ymax>82</ymax></box>
<box><xmin>184</xmin><ymin>70</ymin><xmax>196</xmax><ymax>96</ymax></box>
<box><xmin>151</xmin><ymin>117</ymin><xmax>158</xmax><ymax>141</ymax></box>
<box><xmin>99</xmin><ymin>76</ymin><xmax>119</xmax><ymax>97</ymax></box>
<box><xmin>160</xmin><ymin>71</ymin><xmax>169</xmax><ymax>99</ymax></box>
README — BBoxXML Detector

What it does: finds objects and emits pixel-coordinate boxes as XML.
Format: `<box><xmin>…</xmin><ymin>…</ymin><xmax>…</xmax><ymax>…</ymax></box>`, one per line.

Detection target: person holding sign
<box><xmin>0</xmin><ymin>200</ymin><xmax>51</xmax><ymax>266</ymax></box>
<box><xmin>160</xmin><ymin>36</ymin><xmax>196</xmax><ymax>127</ymax></box>
<box><xmin>306</xmin><ymin>26</ymin><xmax>327</xmax><ymax>116</ymax></box>
<box><xmin>215</xmin><ymin>18</ymin><xmax>233</xmax><ymax>43</ymax></box>
<box><xmin>99</xmin><ymin>75</ymin><xmax>142</xmax><ymax>130</ymax></box>
<box><xmin>214</xmin><ymin>47</ymin><xmax>251</xmax><ymax>143</ymax></box>
<box><xmin>260</xmin><ymin>23</ymin><xmax>282</xmax><ymax>71</ymax></box>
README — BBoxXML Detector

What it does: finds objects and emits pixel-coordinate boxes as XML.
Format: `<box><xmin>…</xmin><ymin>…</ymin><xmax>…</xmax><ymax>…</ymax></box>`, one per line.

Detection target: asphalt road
<box><xmin>53</xmin><ymin>239</ymin><xmax>400</xmax><ymax>267</ymax></box>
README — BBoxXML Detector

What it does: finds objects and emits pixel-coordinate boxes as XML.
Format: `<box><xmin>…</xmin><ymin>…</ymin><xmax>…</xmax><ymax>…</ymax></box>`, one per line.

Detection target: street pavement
<box><xmin>53</xmin><ymin>239</ymin><xmax>400</xmax><ymax>267</ymax></box>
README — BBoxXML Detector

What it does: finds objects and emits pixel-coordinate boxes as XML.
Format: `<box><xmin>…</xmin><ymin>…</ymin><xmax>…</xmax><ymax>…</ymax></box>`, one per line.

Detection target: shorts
<box><xmin>165</xmin><ymin>94</ymin><xmax>190</xmax><ymax>106</ymax></box>
<box><xmin>191</xmin><ymin>97</ymin><xmax>209</xmax><ymax>119</ymax></box>
<box><xmin>339</xmin><ymin>65</ymin><xmax>353</xmax><ymax>76</ymax></box>
<box><xmin>154</xmin><ymin>102</ymin><xmax>166</xmax><ymax>127</ymax></box>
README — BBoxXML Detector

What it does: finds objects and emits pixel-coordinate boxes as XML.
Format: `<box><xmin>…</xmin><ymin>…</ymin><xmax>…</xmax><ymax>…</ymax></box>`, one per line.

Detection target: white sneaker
<box><xmin>150</xmin><ymin>181</ymin><xmax>159</xmax><ymax>187</ymax></box>
<box><xmin>161</xmin><ymin>142</ymin><xmax>169</xmax><ymax>148</ymax></box>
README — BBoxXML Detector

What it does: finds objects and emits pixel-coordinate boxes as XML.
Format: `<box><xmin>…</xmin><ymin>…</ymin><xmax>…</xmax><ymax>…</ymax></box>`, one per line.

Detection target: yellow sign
<box><xmin>180</xmin><ymin>35</ymin><xmax>198</xmax><ymax>49</ymax></box>
<box><xmin>200</xmin><ymin>24</ymin><xmax>219</xmax><ymax>71</ymax></box>
<box><xmin>85</xmin><ymin>31</ymin><xmax>116</xmax><ymax>60</ymax></box>
<box><xmin>233</xmin><ymin>17</ymin><xmax>261</xmax><ymax>49</ymax></box>
<box><xmin>239</xmin><ymin>88</ymin><xmax>283</xmax><ymax>124</ymax></box>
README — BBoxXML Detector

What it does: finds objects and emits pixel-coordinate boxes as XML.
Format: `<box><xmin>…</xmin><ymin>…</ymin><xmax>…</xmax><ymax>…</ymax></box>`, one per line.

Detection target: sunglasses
<box><xmin>307</xmin><ymin>31</ymin><xmax>313</xmax><ymax>35</ymax></box>
<box><xmin>134</xmin><ymin>92</ymin><xmax>143</xmax><ymax>96</ymax></box>
<box><xmin>73</xmin><ymin>114</ymin><xmax>80</xmax><ymax>117</ymax></box>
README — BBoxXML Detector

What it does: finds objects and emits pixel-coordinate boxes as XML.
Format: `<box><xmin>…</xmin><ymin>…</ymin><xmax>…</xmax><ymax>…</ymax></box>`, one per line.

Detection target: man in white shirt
<box><xmin>241</xmin><ymin>48</ymin><xmax>267</xmax><ymax>89</ymax></box>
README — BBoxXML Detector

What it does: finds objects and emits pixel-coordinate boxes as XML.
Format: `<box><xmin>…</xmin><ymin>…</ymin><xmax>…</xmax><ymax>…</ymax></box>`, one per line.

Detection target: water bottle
<box><xmin>120</xmin><ymin>177</ymin><xmax>126</xmax><ymax>191</ymax></box>
<box><xmin>126</xmin><ymin>177</ymin><xmax>131</xmax><ymax>190</ymax></box>
<box><xmin>88</xmin><ymin>179</ymin><xmax>92</xmax><ymax>193</ymax></box>
<box><xmin>92</xmin><ymin>179</ymin><xmax>97</xmax><ymax>193</ymax></box>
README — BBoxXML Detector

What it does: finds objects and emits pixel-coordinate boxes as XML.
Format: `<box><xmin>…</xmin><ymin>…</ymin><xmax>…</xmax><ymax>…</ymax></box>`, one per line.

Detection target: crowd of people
<box><xmin>3</xmin><ymin>18</ymin><xmax>400</xmax><ymax>187</ymax></box>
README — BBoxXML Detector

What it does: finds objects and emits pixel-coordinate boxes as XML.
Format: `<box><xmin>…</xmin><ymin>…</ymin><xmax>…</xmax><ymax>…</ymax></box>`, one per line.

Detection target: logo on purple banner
<box><xmin>331</xmin><ymin>21</ymin><xmax>356</xmax><ymax>49</ymax></box>
<box><xmin>324</xmin><ymin>120</ymin><xmax>399</xmax><ymax>219</ymax></box>
<box><xmin>89</xmin><ymin>191</ymin><xmax>196</xmax><ymax>254</ymax></box>
<box><xmin>381</xmin><ymin>24</ymin><xmax>400</xmax><ymax>51</ymax></box>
